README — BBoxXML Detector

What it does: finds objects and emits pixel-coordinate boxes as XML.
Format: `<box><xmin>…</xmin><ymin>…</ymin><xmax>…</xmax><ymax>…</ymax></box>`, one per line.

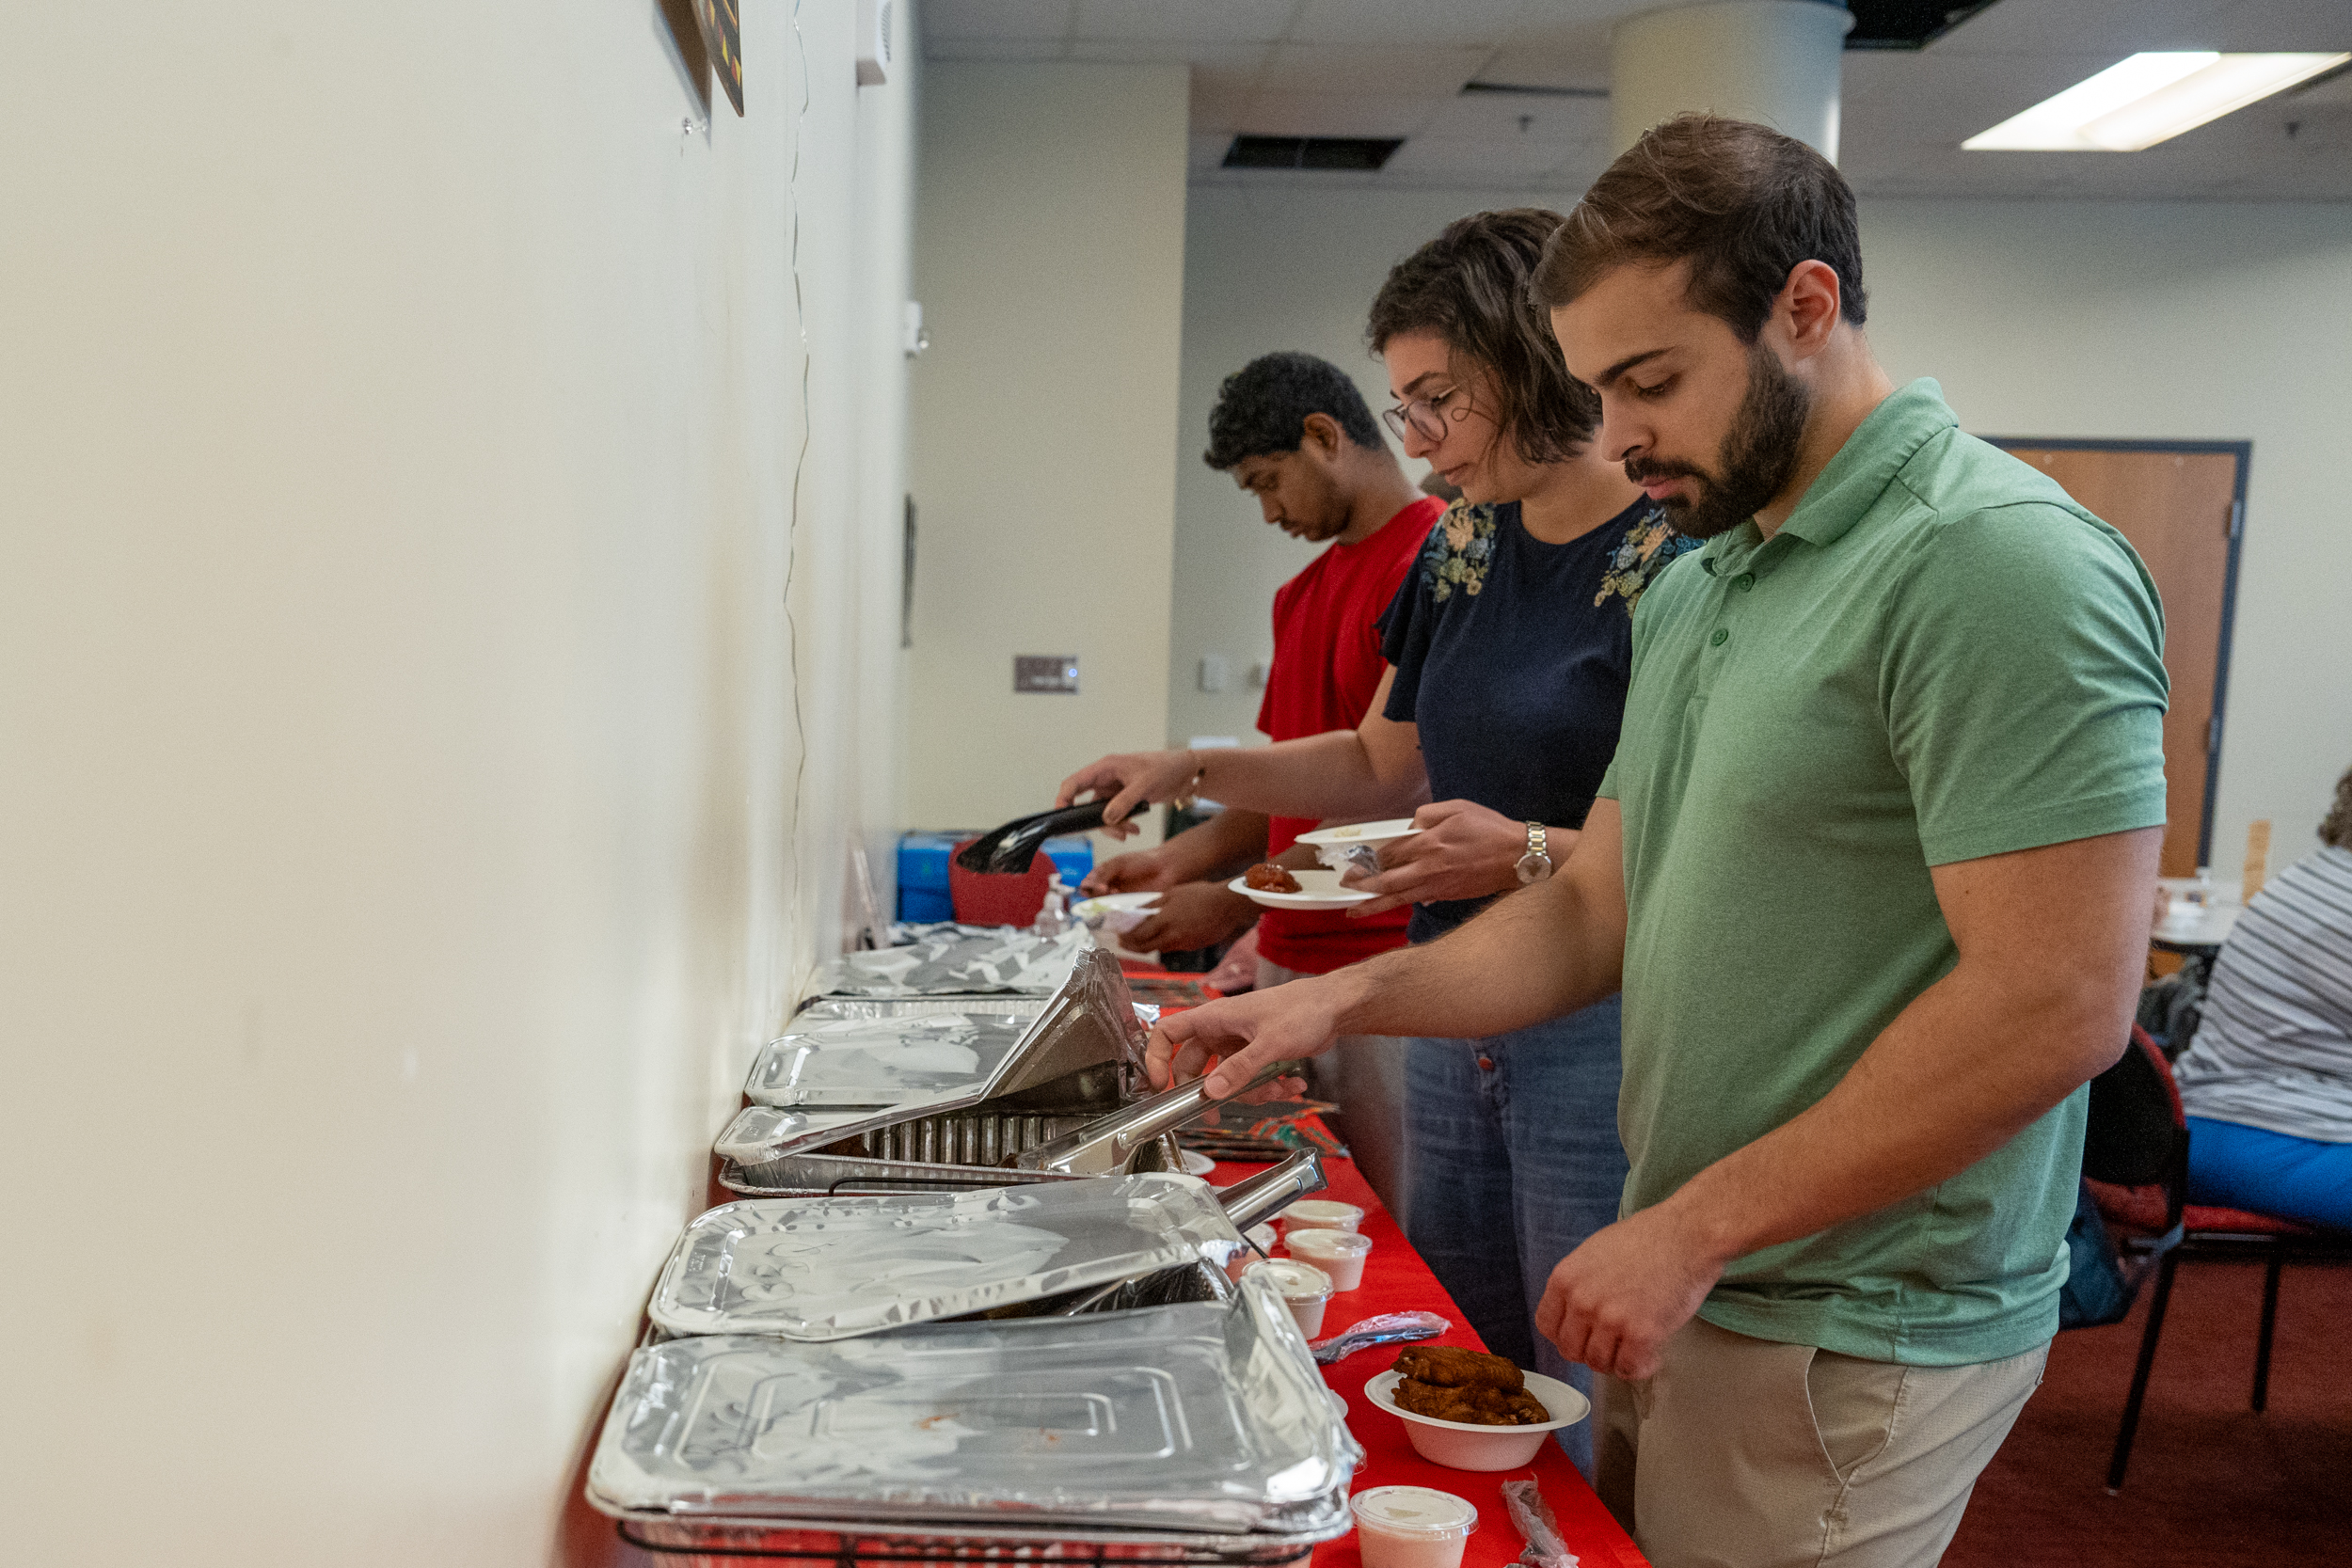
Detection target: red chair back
<box><xmin>947</xmin><ymin>838</ymin><xmax>1054</xmax><ymax>927</ymax></box>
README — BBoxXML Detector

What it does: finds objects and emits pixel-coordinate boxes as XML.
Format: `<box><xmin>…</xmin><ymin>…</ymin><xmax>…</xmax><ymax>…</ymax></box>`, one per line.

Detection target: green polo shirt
<box><xmin>1598</xmin><ymin>379</ymin><xmax>2168</xmax><ymax>1364</ymax></box>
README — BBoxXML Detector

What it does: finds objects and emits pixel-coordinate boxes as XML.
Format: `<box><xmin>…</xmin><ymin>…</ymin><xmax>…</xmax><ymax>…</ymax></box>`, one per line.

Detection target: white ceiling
<box><xmin>921</xmin><ymin>0</ymin><xmax>2352</xmax><ymax>200</ymax></box>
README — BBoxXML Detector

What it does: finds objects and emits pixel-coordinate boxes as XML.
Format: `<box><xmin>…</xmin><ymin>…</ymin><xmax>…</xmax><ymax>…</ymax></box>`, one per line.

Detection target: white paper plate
<box><xmin>1073</xmin><ymin>891</ymin><xmax>1160</xmax><ymax>922</ymax></box>
<box><xmin>1294</xmin><ymin>819</ymin><xmax>1421</xmax><ymax>848</ymax></box>
<box><xmin>1228</xmin><ymin>869</ymin><xmax>1374</xmax><ymax>911</ymax></box>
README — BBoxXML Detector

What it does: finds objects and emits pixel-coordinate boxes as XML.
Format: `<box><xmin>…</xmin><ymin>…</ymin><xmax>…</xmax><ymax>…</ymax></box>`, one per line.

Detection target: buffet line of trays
<box><xmin>588</xmin><ymin>927</ymin><xmax>1362</xmax><ymax>1564</ymax></box>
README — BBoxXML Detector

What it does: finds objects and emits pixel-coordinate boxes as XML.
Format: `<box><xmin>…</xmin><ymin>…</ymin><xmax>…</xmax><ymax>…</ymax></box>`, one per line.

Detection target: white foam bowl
<box><xmin>1364</xmin><ymin>1369</ymin><xmax>1591</xmax><ymax>1472</ymax></box>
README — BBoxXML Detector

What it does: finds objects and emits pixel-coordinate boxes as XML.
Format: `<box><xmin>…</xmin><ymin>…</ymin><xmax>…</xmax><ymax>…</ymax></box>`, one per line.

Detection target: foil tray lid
<box><xmin>811</xmin><ymin>923</ymin><xmax>1095</xmax><ymax>998</ymax></box>
<box><xmin>649</xmin><ymin>1171</ymin><xmax>1247</xmax><ymax>1339</ymax></box>
<box><xmin>795</xmin><ymin>996</ymin><xmax>1050</xmax><ymax>1023</ymax></box>
<box><xmin>590</xmin><ymin>1272</ymin><xmax>1357</xmax><ymax>1533</ymax></box>
<box><xmin>738</xmin><ymin>950</ymin><xmax>1151</xmax><ymax>1164</ymax></box>
<box><xmin>712</xmin><ymin>1106</ymin><xmax>877</xmax><ymax>1166</ymax></box>
<box><xmin>744</xmin><ymin>1011</ymin><xmax>1043</xmax><ymax>1108</ymax></box>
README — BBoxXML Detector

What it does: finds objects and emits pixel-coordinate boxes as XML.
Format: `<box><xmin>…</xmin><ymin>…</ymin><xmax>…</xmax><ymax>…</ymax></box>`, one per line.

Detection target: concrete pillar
<box><xmin>1610</xmin><ymin>1</ymin><xmax>1854</xmax><ymax>162</ymax></box>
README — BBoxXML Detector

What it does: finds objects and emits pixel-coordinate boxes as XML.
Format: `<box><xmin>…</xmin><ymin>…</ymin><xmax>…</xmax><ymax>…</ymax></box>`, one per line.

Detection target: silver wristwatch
<box><xmin>1513</xmin><ymin>821</ymin><xmax>1553</xmax><ymax>885</ymax></box>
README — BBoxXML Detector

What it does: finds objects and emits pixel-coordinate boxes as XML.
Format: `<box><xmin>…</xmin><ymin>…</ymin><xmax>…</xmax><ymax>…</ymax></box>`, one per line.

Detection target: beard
<box><xmin>1626</xmin><ymin>345</ymin><xmax>1811</xmax><ymax>540</ymax></box>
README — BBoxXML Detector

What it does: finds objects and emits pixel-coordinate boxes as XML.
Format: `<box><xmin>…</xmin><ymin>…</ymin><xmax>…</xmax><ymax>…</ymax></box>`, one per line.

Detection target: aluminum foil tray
<box><xmin>813</xmin><ymin>924</ymin><xmax>1095</xmax><ymax>997</ymax></box>
<box><xmin>649</xmin><ymin>1172</ymin><xmax>1248</xmax><ymax>1339</ymax></box>
<box><xmin>745</xmin><ymin>1011</ymin><xmax>1045</xmax><ymax>1108</ymax></box>
<box><xmin>614</xmin><ymin>1513</ymin><xmax>1335</xmax><ymax>1563</ymax></box>
<box><xmin>796</xmin><ymin>996</ymin><xmax>1051</xmax><ymax>1023</ymax></box>
<box><xmin>588</xmin><ymin>1274</ymin><xmax>1358</xmax><ymax>1535</ymax></box>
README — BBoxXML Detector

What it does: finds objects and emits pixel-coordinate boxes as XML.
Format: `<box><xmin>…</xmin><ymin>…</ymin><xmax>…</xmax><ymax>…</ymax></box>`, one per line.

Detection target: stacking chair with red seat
<box><xmin>2080</xmin><ymin>1024</ymin><xmax>2352</xmax><ymax>1490</ymax></box>
<box><xmin>946</xmin><ymin>839</ymin><xmax>1056</xmax><ymax>927</ymax></box>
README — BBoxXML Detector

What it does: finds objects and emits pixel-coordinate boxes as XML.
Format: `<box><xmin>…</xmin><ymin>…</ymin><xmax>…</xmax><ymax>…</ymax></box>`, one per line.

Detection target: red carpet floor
<box><xmin>1946</xmin><ymin>1258</ymin><xmax>2351</xmax><ymax>1566</ymax></box>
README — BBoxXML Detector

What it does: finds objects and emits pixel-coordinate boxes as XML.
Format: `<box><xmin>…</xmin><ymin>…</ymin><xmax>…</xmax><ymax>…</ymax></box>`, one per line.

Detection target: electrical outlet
<box><xmin>1248</xmin><ymin>660</ymin><xmax>1271</xmax><ymax>689</ymax></box>
<box><xmin>1014</xmin><ymin>655</ymin><xmax>1079</xmax><ymax>694</ymax></box>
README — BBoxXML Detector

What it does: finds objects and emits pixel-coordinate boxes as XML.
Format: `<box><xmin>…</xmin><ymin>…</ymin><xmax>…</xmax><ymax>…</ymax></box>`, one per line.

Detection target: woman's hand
<box><xmin>1056</xmin><ymin>749</ymin><xmax>1200</xmax><ymax>832</ymax></box>
<box><xmin>1340</xmin><ymin>800</ymin><xmax>1575</xmax><ymax>918</ymax></box>
<box><xmin>1079</xmin><ymin>847</ymin><xmax>1184</xmax><ymax>896</ymax></box>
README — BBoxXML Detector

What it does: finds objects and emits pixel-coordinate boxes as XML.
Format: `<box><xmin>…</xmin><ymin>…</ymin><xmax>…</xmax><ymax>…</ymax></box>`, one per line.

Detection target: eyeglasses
<box><xmin>1381</xmin><ymin>389</ymin><xmax>1458</xmax><ymax>444</ymax></box>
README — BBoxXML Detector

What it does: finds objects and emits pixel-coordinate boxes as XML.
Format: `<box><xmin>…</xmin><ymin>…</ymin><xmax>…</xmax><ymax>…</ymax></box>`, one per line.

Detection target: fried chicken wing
<box><xmin>1391</xmin><ymin>1376</ymin><xmax>1551</xmax><ymax>1426</ymax></box>
<box><xmin>1392</xmin><ymin>1344</ymin><xmax>1525</xmax><ymax>1390</ymax></box>
<box><xmin>1245</xmin><ymin>863</ymin><xmax>1302</xmax><ymax>893</ymax></box>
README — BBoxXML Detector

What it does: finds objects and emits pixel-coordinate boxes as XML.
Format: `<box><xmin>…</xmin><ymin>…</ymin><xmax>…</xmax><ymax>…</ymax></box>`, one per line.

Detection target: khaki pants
<box><xmin>1596</xmin><ymin>1317</ymin><xmax>2046</xmax><ymax>1568</ymax></box>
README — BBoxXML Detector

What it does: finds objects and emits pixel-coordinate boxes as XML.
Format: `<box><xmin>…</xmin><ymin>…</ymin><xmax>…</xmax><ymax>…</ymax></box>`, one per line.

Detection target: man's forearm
<box><xmin>1318</xmin><ymin>870</ymin><xmax>1624</xmax><ymax>1040</ymax></box>
<box><xmin>1157</xmin><ymin>807</ymin><xmax>1269</xmax><ymax>882</ymax></box>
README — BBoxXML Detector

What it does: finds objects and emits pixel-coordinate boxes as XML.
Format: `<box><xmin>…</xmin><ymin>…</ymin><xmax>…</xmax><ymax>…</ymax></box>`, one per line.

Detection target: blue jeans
<box><xmin>2187</xmin><ymin>1116</ymin><xmax>2352</xmax><ymax>1230</ymax></box>
<box><xmin>1405</xmin><ymin>995</ymin><xmax>1629</xmax><ymax>1476</ymax></box>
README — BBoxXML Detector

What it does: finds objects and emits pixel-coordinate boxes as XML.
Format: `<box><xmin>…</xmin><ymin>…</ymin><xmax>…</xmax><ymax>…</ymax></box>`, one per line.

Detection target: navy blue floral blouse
<box><xmin>1379</xmin><ymin>496</ymin><xmax>1694</xmax><ymax>941</ymax></box>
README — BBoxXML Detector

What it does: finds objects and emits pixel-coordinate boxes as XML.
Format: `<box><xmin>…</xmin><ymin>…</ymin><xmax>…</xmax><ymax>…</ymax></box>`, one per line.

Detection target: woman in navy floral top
<box><xmin>1057</xmin><ymin>214</ymin><xmax>1692</xmax><ymax>1469</ymax></box>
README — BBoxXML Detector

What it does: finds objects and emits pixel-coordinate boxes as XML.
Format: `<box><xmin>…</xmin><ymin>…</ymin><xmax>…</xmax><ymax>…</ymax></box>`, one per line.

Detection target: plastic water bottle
<box><xmin>1032</xmin><ymin>875</ymin><xmax>1070</xmax><ymax>938</ymax></box>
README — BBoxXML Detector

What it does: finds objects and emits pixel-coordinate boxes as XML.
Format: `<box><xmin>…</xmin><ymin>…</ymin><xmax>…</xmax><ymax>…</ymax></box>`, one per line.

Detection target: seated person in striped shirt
<box><xmin>2172</xmin><ymin>764</ymin><xmax>2352</xmax><ymax>1231</ymax></box>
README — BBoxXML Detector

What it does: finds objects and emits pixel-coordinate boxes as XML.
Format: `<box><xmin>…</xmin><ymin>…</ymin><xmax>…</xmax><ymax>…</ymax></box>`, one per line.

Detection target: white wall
<box><xmin>1168</xmin><ymin>185</ymin><xmax>1541</xmax><ymax>749</ymax></box>
<box><xmin>0</xmin><ymin>4</ymin><xmax>913</xmax><ymax>1563</ymax></box>
<box><xmin>1170</xmin><ymin>187</ymin><xmax>2352</xmax><ymax>865</ymax></box>
<box><xmin>904</xmin><ymin>61</ymin><xmax>1190</xmax><ymax>847</ymax></box>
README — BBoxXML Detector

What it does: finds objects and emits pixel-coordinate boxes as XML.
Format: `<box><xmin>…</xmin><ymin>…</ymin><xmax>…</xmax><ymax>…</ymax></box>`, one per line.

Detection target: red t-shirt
<box><xmin>1252</xmin><ymin>496</ymin><xmax>1441</xmax><ymax>974</ymax></box>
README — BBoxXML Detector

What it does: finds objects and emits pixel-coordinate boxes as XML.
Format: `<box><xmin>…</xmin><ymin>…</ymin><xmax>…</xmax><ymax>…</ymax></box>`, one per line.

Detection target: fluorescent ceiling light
<box><xmin>1964</xmin><ymin>52</ymin><xmax>2350</xmax><ymax>151</ymax></box>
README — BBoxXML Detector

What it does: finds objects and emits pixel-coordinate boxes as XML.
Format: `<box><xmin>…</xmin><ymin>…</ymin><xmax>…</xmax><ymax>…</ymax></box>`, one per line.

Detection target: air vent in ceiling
<box><xmin>1843</xmin><ymin>1</ymin><xmax>2002</xmax><ymax>50</ymax></box>
<box><xmin>1222</xmin><ymin>135</ymin><xmax>1405</xmax><ymax>171</ymax></box>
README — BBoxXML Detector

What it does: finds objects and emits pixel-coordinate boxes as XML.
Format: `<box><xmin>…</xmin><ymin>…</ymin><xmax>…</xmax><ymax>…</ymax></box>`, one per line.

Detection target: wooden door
<box><xmin>1995</xmin><ymin>442</ymin><xmax>2245</xmax><ymax>879</ymax></box>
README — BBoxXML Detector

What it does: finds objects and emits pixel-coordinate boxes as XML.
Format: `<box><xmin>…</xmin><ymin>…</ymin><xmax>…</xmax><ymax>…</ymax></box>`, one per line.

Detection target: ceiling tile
<box><xmin>1260</xmin><ymin>43</ymin><xmax>1497</xmax><ymax>96</ymax></box>
<box><xmin>1924</xmin><ymin>0</ymin><xmax>2243</xmax><ymax>57</ymax></box>
<box><xmin>1416</xmin><ymin>90</ymin><xmax>1609</xmax><ymax>143</ymax></box>
<box><xmin>1073</xmin><ymin>0</ymin><xmax>1293</xmax><ymax>45</ymax></box>
<box><xmin>1380</xmin><ymin>135</ymin><xmax>1589</xmax><ymax>178</ymax></box>
<box><xmin>1233</xmin><ymin>92</ymin><xmax>1449</xmax><ymax>138</ymax></box>
<box><xmin>1190</xmin><ymin>71</ymin><xmax>1259</xmax><ymax>132</ymax></box>
<box><xmin>1288</xmin><ymin>0</ymin><xmax>1534</xmax><ymax>48</ymax></box>
<box><xmin>1190</xmin><ymin>132</ymin><xmax>1242</xmax><ymax>170</ymax></box>
<box><xmin>2204</xmin><ymin>0</ymin><xmax>2352</xmax><ymax>48</ymax></box>
<box><xmin>926</xmin><ymin>39</ymin><xmax>1071</xmax><ymax>61</ymax></box>
<box><xmin>1068</xmin><ymin>40</ymin><xmax>1271</xmax><ymax>72</ymax></box>
<box><xmin>924</xmin><ymin>0</ymin><xmax>1075</xmax><ymax>45</ymax></box>
<box><xmin>1468</xmin><ymin>41</ymin><xmax>1613</xmax><ymax>91</ymax></box>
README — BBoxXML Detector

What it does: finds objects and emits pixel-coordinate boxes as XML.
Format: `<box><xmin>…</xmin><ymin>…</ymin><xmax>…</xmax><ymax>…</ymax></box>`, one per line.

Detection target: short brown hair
<box><xmin>2323</xmin><ymin>767</ymin><xmax>2352</xmax><ymax>849</ymax></box>
<box><xmin>1532</xmin><ymin>114</ymin><xmax>1867</xmax><ymax>341</ymax></box>
<box><xmin>1368</xmin><ymin>208</ymin><xmax>1599</xmax><ymax>466</ymax></box>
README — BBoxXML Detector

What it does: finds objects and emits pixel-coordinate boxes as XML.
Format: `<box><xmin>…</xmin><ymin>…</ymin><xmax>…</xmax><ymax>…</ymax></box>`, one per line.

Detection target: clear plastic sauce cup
<box><xmin>1350</xmin><ymin>1485</ymin><xmax>1479</xmax><ymax>1568</ymax></box>
<box><xmin>1245</xmin><ymin>1259</ymin><xmax>1333</xmax><ymax>1337</ymax></box>
<box><xmin>1281</xmin><ymin>1199</ymin><xmax>1364</xmax><ymax>1234</ymax></box>
<box><xmin>1224</xmin><ymin>1222</ymin><xmax>1280</xmax><ymax>1281</ymax></box>
<box><xmin>1284</xmin><ymin>1227</ymin><xmax>1372</xmax><ymax>1291</ymax></box>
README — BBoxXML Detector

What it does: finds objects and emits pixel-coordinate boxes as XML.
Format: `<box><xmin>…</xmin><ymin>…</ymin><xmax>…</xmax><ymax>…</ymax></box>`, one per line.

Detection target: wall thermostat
<box><xmin>857</xmin><ymin>0</ymin><xmax>892</xmax><ymax>87</ymax></box>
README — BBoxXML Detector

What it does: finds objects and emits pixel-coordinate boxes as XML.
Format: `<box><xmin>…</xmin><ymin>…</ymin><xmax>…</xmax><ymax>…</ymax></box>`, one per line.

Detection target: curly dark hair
<box><xmin>1203</xmin><ymin>352</ymin><xmax>1384</xmax><ymax>470</ymax></box>
<box><xmin>1366</xmin><ymin>208</ymin><xmax>1598</xmax><ymax>467</ymax></box>
<box><xmin>1533</xmin><ymin>114</ymin><xmax>1867</xmax><ymax>342</ymax></box>
<box><xmin>2322</xmin><ymin>766</ymin><xmax>2352</xmax><ymax>849</ymax></box>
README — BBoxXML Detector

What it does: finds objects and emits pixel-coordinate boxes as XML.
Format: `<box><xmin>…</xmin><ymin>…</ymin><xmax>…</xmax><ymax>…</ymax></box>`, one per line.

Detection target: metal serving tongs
<box><xmin>1050</xmin><ymin>1147</ymin><xmax>1327</xmax><ymax>1317</ymax></box>
<box><xmin>1012</xmin><ymin>1057</ymin><xmax>1305</xmax><ymax>1176</ymax></box>
<box><xmin>954</xmin><ymin>802</ymin><xmax>1111</xmax><ymax>875</ymax></box>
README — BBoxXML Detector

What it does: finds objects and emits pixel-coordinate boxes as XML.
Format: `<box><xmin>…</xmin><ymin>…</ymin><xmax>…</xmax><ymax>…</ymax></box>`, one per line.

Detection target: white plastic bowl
<box><xmin>1364</xmin><ymin>1369</ymin><xmax>1591</xmax><ymax>1471</ymax></box>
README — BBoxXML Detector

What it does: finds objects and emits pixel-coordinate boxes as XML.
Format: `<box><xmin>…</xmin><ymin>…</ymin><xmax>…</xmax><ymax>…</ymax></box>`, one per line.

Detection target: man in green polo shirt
<box><xmin>1148</xmin><ymin>114</ymin><xmax>2166</xmax><ymax>1568</ymax></box>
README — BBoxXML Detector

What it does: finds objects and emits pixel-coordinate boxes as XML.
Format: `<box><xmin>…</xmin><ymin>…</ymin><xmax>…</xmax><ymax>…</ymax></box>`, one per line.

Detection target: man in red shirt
<box><xmin>1082</xmin><ymin>352</ymin><xmax>1435</xmax><ymax>1205</ymax></box>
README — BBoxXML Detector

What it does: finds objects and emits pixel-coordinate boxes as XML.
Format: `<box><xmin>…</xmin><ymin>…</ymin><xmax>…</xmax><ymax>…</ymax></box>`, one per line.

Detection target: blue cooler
<box><xmin>897</xmin><ymin>831</ymin><xmax>1092</xmax><ymax>924</ymax></box>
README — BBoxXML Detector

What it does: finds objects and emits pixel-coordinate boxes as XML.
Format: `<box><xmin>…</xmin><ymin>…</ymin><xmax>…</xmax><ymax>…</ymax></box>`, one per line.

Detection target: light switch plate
<box><xmin>1014</xmin><ymin>655</ymin><xmax>1079</xmax><ymax>694</ymax></box>
<box><xmin>1199</xmin><ymin>655</ymin><xmax>1228</xmax><ymax>693</ymax></box>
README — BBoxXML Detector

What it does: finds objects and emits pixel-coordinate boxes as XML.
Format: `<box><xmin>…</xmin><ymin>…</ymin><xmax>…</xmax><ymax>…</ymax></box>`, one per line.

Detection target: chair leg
<box><xmin>2108</xmin><ymin>1249</ymin><xmax>2180</xmax><ymax>1493</ymax></box>
<box><xmin>2252</xmin><ymin>1247</ymin><xmax>2284</xmax><ymax>1414</ymax></box>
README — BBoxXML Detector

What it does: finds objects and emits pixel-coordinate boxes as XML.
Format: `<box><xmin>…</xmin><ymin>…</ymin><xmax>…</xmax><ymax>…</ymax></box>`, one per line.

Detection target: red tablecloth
<box><xmin>1212</xmin><ymin>1154</ymin><xmax>1649</xmax><ymax>1568</ymax></box>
